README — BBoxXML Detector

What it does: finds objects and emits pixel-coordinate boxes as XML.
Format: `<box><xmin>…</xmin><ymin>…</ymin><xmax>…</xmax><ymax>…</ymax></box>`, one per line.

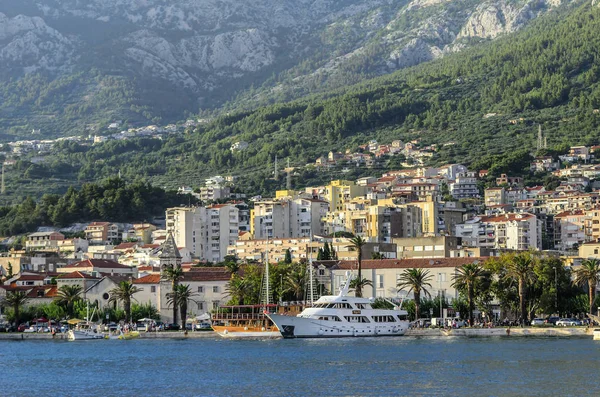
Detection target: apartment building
<box><xmin>165</xmin><ymin>204</ymin><xmax>239</xmax><ymax>262</ymax></box>
<box><xmin>85</xmin><ymin>222</ymin><xmax>119</xmax><ymax>244</ymax></box>
<box><xmin>251</xmin><ymin>198</ymin><xmax>328</xmax><ymax>239</ymax></box>
<box><xmin>393</xmin><ymin>236</ymin><xmax>459</xmax><ymax>259</ymax></box>
<box><xmin>450</xmin><ymin>172</ymin><xmax>479</xmax><ymax>199</ymax></box>
<box><xmin>485</xmin><ymin>187</ymin><xmax>506</xmax><ymax>207</ymax></box>
<box><xmin>26</xmin><ymin>232</ymin><xmax>65</xmax><ymax>251</ymax></box>
<box><xmin>323</xmin><ymin>180</ymin><xmax>367</xmax><ymax>211</ymax></box>
<box><xmin>554</xmin><ymin>210</ymin><xmax>588</xmax><ymax>250</ymax></box>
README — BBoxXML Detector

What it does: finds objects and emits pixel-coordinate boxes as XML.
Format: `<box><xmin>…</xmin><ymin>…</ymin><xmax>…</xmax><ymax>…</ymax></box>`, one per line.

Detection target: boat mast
<box><xmin>261</xmin><ymin>236</ymin><xmax>272</xmax><ymax>310</ymax></box>
<box><xmin>308</xmin><ymin>232</ymin><xmax>314</xmax><ymax>305</ymax></box>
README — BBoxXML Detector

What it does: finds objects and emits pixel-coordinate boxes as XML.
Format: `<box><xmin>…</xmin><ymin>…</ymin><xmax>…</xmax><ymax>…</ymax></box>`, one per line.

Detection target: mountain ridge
<box><xmin>0</xmin><ymin>0</ymin><xmax>571</xmax><ymax>138</ymax></box>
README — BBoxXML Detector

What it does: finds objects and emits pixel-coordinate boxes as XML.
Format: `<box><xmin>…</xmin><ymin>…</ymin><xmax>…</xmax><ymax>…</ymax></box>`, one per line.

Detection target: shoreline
<box><xmin>0</xmin><ymin>327</ymin><xmax>596</xmax><ymax>340</ymax></box>
<box><xmin>405</xmin><ymin>327</ymin><xmax>594</xmax><ymax>337</ymax></box>
<box><xmin>0</xmin><ymin>331</ymin><xmax>218</xmax><ymax>340</ymax></box>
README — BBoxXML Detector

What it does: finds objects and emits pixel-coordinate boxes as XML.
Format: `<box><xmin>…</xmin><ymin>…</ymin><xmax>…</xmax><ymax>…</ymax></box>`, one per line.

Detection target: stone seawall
<box><xmin>0</xmin><ymin>331</ymin><xmax>218</xmax><ymax>340</ymax></box>
<box><xmin>405</xmin><ymin>327</ymin><xmax>594</xmax><ymax>337</ymax></box>
<box><xmin>0</xmin><ymin>328</ymin><xmax>595</xmax><ymax>340</ymax></box>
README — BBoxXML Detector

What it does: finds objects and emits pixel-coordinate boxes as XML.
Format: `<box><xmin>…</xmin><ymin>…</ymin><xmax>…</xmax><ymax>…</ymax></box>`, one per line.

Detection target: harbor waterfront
<box><xmin>3</xmin><ymin>337</ymin><xmax>600</xmax><ymax>396</ymax></box>
<box><xmin>0</xmin><ymin>326</ymin><xmax>594</xmax><ymax>340</ymax></box>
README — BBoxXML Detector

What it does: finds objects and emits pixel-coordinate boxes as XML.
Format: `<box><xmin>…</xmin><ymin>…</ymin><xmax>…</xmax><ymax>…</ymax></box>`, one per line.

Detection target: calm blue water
<box><xmin>2</xmin><ymin>336</ymin><xmax>600</xmax><ymax>396</ymax></box>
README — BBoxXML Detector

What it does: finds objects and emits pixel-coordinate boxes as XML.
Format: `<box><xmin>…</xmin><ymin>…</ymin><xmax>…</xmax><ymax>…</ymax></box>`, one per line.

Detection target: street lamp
<box><xmin>553</xmin><ymin>266</ymin><xmax>558</xmax><ymax>315</ymax></box>
<box><xmin>438</xmin><ymin>272</ymin><xmax>443</xmax><ymax>321</ymax></box>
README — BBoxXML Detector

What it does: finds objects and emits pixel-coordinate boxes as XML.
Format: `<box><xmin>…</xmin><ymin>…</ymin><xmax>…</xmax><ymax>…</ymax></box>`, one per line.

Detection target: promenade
<box><xmin>0</xmin><ymin>327</ymin><xmax>595</xmax><ymax>340</ymax></box>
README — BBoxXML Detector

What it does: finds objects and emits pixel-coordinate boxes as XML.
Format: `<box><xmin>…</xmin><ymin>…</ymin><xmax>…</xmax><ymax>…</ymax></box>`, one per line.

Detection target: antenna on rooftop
<box><xmin>286</xmin><ymin>158</ymin><xmax>291</xmax><ymax>190</ymax></box>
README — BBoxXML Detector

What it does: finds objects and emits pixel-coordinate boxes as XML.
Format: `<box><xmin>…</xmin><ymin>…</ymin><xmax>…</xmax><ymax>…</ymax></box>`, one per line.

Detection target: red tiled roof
<box><xmin>59</xmin><ymin>271</ymin><xmax>99</xmax><ymax>279</ymax></box>
<box><xmin>45</xmin><ymin>286</ymin><xmax>58</xmax><ymax>297</ymax></box>
<box><xmin>114</xmin><ymin>243</ymin><xmax>137</xmax><ymax>250</ymax></box>
<box><xmin>554</xmin><ymin>210</ymin><xmax>586</xmax><ymax>218</ymax></box>
<box><xmin>138</xmin><ymin>265</ymin><xmax>161</xmax><ymax>271</ymax></box>
<box><xmin>133</xmin><ymin>274</ymin><xmax>161</xmax><ymax>284</ymax></box>
<box><xmin>15</xmin><ymin>274</ymin><xmax>46</xmax><ymax>281</ymax></box>
<box><xmin>64</xmin><ymin>259</ymin><xmax>131</xmax><ymax>269</ymax></box>
<box><xmin>337</xmin><ymin>257</ymin><xmax>489</xmax><ymax>270</ymax></box>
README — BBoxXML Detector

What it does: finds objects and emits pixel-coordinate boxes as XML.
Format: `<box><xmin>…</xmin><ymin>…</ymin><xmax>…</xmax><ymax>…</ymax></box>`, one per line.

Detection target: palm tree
<box><xmin>108</xmin><ymin>281</ymin><xmax>141</xmax><ymax>322</ymax></box>
<box><xmin>226</xmin><ymin>275</ymin><xmax>251</xmax><ymax>305</ymax></box>
<box><xmin>166</xmin><ymin>284</ymin><xmax>198</xmax><ymax>327</ymax></box>
<box><xmin>397</xmin><ymin>268</ymin><xmax>433</xmax><ymax>320</ymax></box>
<box><xmin>225</xmin><ymin>261</ymin><xmax>240</xmax><ymax>275</ymax></box>
<box><xmin>452</xmin><ymin>263</ymin><xmax>487</xmax><ymax>326</ymax></box>
<box><xmin>285</xmin><ymin>265</ymin><xmax>307</xmax><ymax>301</ymax></box>
<box><xmin>1</xmin><ymin>290</ymin><xmax>29</xmax><ymax>326</ymax></box>
<box><xmin>54</xmin><ymin>285</ymin><xmax>83</xmax><ymax>317</ymax></box>
<box><xmin>349</xmin><ymin>277</ymin><xmax>373</xmax><ymax>296</ymax></box>
<box><xmin>505</xmin><ymin>252</ymin><xmax>537</xmax><ymax>323</ymax></box>
<box><xmin>573</xmin><ymin>258</ymin><xmax>600</xmax><ymax>315</ymax></box>
<box><xmin>162</xmin><ymin>266</ymin><xmax>184</xmax><ymax>324</ymax></box>
<box><xmin>347</xmin><ymin>235</ymin><xmax>366</xmax><ymax>297</ymax></box>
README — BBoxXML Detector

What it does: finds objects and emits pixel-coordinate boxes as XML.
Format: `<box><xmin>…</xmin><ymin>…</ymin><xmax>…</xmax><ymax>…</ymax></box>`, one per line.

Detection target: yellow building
<box><xmin>378</xmin><ymin>197</ymin><xmax>437</xmax><ymax>237</ymax></box>
<box><xmin>325</xmin><ymin>180</ymin><xmax>367</xmax><ymax>211</ymax></box>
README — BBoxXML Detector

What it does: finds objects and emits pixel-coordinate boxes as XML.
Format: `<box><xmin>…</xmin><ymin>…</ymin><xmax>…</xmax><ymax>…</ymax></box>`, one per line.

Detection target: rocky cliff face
<box><xmin>0</xmin><ymin>0</ymin><xmax>572</xmax><ymax>132</ymax></box>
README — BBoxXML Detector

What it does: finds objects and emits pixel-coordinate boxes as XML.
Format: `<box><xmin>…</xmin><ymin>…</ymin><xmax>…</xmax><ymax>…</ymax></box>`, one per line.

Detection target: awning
<box><xmin>66</xmin><ymin>318</ymin><xmax>84</xmax><ymax>325</ymax></box>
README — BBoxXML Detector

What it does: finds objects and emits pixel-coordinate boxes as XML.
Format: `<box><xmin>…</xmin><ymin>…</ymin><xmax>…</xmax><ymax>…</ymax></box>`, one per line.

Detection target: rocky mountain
<box><xmin>0</xmin><ymin>0</ymin><xmax>574</xmax><ymax>137</ymax></box>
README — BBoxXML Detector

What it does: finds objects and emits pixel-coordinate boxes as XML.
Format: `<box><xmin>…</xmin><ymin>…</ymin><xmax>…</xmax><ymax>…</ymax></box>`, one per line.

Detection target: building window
<box><xmin>212</xmin><ymin>301</ymin><xmax>220</xmax><ymax>310</ymax></box>
<box><xmin>198</xmin><ymin>286</ymin><xmax>204</xmax><ymax>293</ymax></box>
<box><xmin>198</xmin><ymin>302</ymin><xmax>204</xmax><ymax>311</ymax></box>
<box><xmin>595</xmin><ymin>249</ymin><xmax>599</xmax><ymax>255</ymax></box>
<box><xmin>319</xmin><ymin>269</ymin><xmax>325</xmax><ymax>276</ymax></box>
<box><xmin>213</xmin><ymin>286</ymin><xmax>219</xmax><ymax>293</ymax></box>
<box><xmin>377</xmin><ymin>274</ymin><xmax>384</xmax><ymax>289</ymax></box>
<box><xmin>150</xmin><ymin>286</ymin><xmax>156</xmax><ymax>293</ymax></box>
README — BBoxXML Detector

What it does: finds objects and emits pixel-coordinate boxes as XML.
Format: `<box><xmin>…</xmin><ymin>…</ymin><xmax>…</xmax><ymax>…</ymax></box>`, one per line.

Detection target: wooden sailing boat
<box><xmin>212</xmin><ymin>237</ymin><xmax>282</xmax><ymax>338</ymax></box>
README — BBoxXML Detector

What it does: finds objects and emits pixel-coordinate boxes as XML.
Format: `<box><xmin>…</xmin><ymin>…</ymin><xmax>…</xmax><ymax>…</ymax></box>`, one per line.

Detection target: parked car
<box><xmin>17</xmin><ymin>323</ymin><xmax>28</xmax><ymax>332</ymax></box>
<box><xmin>136</xmin><ymin>323</ymin><xmax>149</xmax><ymax>332</ymax></box>
<box><xmin>104</xmin><ymin>323</ymin><xmax>118</xmax><ymax>332</ymax></box>
<box><xmin>198</xmin><ymin>322</ymin><xmax>212</xmax><ymax>330</ymax></box>
<box><xmin>531</xmin><ymin>318</ymin><xmax>546</xmax><ymax>326</ymax></box>
<box><xmin>556</xmin><ymin>318</ymin><xmax>582</xmax><ymax>327</ymax></box>
<box><xmin>546</xmin><ymin>316</ymin><xmax>560</xmax><ymax>325</ymax></box>
<box><xmin>164</xmin><ymin>323</ymin><xmax>181</xmax><ymax>331</ymax></box>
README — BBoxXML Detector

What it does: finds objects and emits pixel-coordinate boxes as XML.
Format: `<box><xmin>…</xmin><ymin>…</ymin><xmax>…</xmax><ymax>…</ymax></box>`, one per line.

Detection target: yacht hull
<box><xmin>67</xmin><ymin>330</ymin><xmax>105</xmax><ymax>341</ymax></box>
<box><xmin>212</xmin><ymin>325</ymin><xmax>281</xmax><ymax>339</ymax></box>
<box><xmin>267</xmin><ymin>314</ymin><xmax>409</xmax><ymax>338</ymax></box>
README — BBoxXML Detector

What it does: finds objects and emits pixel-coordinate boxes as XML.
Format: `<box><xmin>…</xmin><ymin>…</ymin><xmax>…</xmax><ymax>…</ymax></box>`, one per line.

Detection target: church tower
<box><xmin>159</xmin><ymin>232</ymin><xmax>182</xmax><ymax>275</ymax></box>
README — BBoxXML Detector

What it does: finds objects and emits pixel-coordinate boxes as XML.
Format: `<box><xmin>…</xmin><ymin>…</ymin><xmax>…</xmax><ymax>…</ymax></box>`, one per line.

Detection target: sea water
<box><xmin>2</xmin><ymin>336</ymin><xmax>599</xmax><ymax>396</ymax></box>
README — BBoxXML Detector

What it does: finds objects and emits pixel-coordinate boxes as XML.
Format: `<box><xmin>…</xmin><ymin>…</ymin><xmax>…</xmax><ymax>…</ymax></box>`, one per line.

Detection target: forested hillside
<box><xmin>0</xmin><ymin>0</ymin><xmax>569</xmax><ymax>139</ymax></box>
<box><xmin>4</xmin><ymin>1</ymin><xmax>600</xmax><ymax>201</ymax></box>
<box><xmin>0</xmin><ymin>178</ymin><xmax>196</xmax><ymax>236</ymax></box>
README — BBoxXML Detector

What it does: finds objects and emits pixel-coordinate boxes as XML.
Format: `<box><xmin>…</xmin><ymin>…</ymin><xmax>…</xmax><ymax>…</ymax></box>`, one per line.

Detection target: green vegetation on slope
<box><xmin>0</xmin><ymin>178</ymin><xmax>197</xmax><ymax>236</ymax></box>
<box><xmin>4</xmin><ymin>2</ymin><xmax>600</xmax><ymax>200</ymax></box>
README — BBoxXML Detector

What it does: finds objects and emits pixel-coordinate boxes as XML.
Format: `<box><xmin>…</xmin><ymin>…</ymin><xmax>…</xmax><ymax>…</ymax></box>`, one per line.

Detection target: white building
<box><xmin>166</xmin><ymin>205</ymin><xmax>239</xmax><ymax>262</ymax></box>
<box><xmin>251</xmin><ymin>198</ymin><xmax>329</xmax><ymax>239</ymax></box>
<box><xmin>449</xmin><ymin>172</ymin><xmax>479</xmax><ymax>199</ymax></box>
<box><xmin>456</xmin><ymin>213</ymin><xmax>541</xmax><ymax>251</ymax></box>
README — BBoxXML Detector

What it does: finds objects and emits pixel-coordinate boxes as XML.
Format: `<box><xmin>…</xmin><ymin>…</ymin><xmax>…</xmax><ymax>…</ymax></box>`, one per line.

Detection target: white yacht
<box><xmin>67</xmin><ymin>325</ymin><xmax>105</xmax><ymax>341</ymax></box>
<box><xmin>266</xmin><ymin>272</ymin><xmax>410</xmax><ymax>338</ymax></box>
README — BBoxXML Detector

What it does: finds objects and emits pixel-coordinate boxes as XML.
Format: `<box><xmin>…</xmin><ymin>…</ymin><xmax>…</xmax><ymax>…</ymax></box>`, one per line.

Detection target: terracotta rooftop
<box><xmin>59</xmin><ymin>271</ymin><xmax>100</xmax><ymax>280</ymax></box>
<box><xmin>114</xmin><ymin>242</ymin><xmax>137</xmax><ymax>250</ymax></box>
<box><xmin>134</xmin><ymin>274</ymin><xmax>161</xmax><ymax>284</ymax></box>
<box><xmin>64</xmin><ymin>259</ymin><xmax>132</xmax><ymax>269</ymax></box>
